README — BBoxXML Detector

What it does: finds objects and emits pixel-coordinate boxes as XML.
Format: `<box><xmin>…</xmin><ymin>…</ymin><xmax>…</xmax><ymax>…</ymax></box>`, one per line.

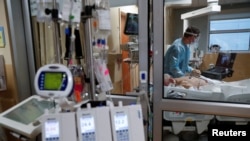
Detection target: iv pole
<box><xmin>82</xmin><ymin>0</ymin><xmax>96</xmax><ymax>100</ymax></box>
<box><xmin>45</xmin><ymin>0</ymin><xmax>62</xmax><ymax>63</ymax></box>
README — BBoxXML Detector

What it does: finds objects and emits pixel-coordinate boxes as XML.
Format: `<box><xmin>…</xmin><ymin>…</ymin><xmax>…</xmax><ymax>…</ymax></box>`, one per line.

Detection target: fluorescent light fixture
<box><xmin>181</xmin><ymin>4</ymin><xmax>221</xmax><ymax>19</ymax></box>
<box><xmin>165</xmin><ymin>0</ymin><xmax>192</xmax><ymax>7</ymax></box>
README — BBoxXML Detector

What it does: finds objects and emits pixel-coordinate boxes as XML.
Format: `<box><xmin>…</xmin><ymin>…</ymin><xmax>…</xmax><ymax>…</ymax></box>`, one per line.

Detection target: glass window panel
<box><xmin>210</xmin><ymin>18</ymin><xmax>250</xmax><ymax>31</ymax></box>
<box><xmin>209</xmin><ymin>32</ymin><xmax>250</xmax><ymax>51</ymax></box>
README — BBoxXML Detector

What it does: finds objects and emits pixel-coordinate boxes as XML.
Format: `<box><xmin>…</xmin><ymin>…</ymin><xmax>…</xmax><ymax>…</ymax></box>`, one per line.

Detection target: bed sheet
<box><xmin>164</xmin><ymin>77</ymin><xmax>250</xmax><ymax>102</ymax></box>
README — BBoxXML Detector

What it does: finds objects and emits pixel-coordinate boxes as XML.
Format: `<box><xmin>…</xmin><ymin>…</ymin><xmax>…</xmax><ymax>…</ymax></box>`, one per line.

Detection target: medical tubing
<box><xmin>69</xmin><ymin>26</ymin><xmax>76</xmax><ymax>65</ymax></box>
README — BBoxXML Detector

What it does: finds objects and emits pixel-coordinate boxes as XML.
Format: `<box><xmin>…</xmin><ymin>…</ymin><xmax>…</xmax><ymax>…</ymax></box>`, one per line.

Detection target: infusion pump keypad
<box><xmin>82</xmin><ymin>132</ymin><xmax>96</xmax><ymax>141</ymax></box>
<box><xmin>46</xmin><ymin>137</ymin><xmax>60</xmax><ymax>141</ymax></box>
<box><xmin>116</xmin><ymin>129</ymin><xmax>129</xmax><ymax>141</ymax></box>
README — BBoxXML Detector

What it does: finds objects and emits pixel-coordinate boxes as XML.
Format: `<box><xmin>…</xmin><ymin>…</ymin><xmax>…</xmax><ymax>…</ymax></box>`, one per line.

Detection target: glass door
<box><xmin>152</xmin><ymin>0</ymin><xmax>250</xmax><ymax>140</ymax></box>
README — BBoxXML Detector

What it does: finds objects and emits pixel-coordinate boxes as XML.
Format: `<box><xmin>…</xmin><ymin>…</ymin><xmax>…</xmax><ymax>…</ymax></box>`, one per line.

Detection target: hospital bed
<box><xmin>163</xmin><ymin>86</ymin><xmax>217</xmax><ymax>135</ymax></box>
<box><xmin>164</xmin><ymin>77</ymin><xmax>250</xmax><ymax>102</ymax></box>
<box><xmin>163</xmin><ymin>77</ymin><xmax>250</xmax><ymax>135</ymax></box>
<box><xmin>216</xmin><ymin>79</ymin><xmax>250</xmax><ymax>124</ymax></box>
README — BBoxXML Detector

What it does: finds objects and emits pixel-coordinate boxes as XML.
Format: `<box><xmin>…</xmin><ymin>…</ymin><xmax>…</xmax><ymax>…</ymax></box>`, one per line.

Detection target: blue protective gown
<box><xmin>164</xmin><ymin>38</ymin><xmax>193</xmax><ymax>78</ymax></box>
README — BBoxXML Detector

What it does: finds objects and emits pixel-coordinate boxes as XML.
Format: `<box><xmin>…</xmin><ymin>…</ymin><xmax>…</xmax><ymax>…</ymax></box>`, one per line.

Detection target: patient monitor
<box><xmin>34</xmin><ymin>63</ymin><xmax>73</xmax><ymax>98</ymax></box>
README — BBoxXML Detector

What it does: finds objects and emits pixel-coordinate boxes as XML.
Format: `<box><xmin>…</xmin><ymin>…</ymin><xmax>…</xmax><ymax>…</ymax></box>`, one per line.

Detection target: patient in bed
<box><xmin>164</xmin><ymin>74</ymin><xmax>214</xmax><ymax>89</ymax></box>
<box><xmin>165</xmin><ymin>72</ymin><xmax>250</xmax><ymax>88</ymax></box>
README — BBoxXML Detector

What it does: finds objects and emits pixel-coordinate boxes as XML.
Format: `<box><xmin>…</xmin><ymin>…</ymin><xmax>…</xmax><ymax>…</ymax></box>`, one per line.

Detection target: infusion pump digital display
<box><xmin>114</xmin><ymin>112</ymin><xmax>129</xmax><ymax>141</ymax></box>
<box><xmin>44</xmin><ymin>118</ymin><xmax>60</xmax><ymax>141</ymax></box>
<box><xmin>80</xmin><ymin>114</ymin><xmax>96</xmax><ymax>141</ymax></box>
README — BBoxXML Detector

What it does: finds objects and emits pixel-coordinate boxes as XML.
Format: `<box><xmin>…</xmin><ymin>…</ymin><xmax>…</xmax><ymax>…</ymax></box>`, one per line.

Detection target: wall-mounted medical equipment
<box><xmin>121</xmin><ymin>42</ymin><xmax>139</xmax><ymax>63</ymax></box>
<box><xmin>124</xmin><ymin>13</ymin><xmax>138</xmax><ymax>36</ymax></box>
<box><xmin>122</xmin><ymin>13</ymin><xmax>139</xmax><ymax>63</ymax></box>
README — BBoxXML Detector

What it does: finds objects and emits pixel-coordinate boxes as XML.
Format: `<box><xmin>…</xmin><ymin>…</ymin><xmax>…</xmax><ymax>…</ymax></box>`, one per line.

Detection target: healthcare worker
<box><xmin>164</xmin><ymin>26</ymin><xmax>201</xmax><ymax>78</ymax></box>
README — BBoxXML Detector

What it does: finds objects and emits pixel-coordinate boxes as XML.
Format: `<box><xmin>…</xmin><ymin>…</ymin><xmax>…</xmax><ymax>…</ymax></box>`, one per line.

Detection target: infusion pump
<box><xmin>36</xmin><ymin>64</ymin><xmax>145</xmax><ymax>141</ymax></box>
<box><xmin>41</xmin><ymin>102</ymin><xmax>145</xmax><ymax>141</ymax></box>
<box><xmin>0</xmin><ymin>64</ymin><xmax>145</xmax><ymax>141</ymax></box>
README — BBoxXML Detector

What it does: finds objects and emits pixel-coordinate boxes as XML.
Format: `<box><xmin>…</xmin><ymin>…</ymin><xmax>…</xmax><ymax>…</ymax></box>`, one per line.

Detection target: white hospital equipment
<box><xmin>41</xmin><ymin>110</ymin><xmax>77</xmax><ymax>141</ymax></box>
<box><xmin>34</xmin><ymin>64</ymin><xmax>73</xmax><ymax>98</ymax></box>
<box><xmin>0</xmin><ymin>95</ymin><xmax>54</xmax><ymax>139</ymax></box>
<box><xmin>34</xmin><ymin>64</ymin><xmax>76</xmax><ymax>141</ymax></box>
<box><xmin>163</xmin><ymin>77</ymin><xmax>250</xmax><ymax>135</ymax></box>
<box><xmin>76</xmin><ymin>103</ymin><xmax>113</xmax><ymax>141</ymax></box>
<box><xmin>0</xmin><ymin>63</ymin><xmax>75</xmax><ymax>140</ymax></box>
<box><xmin>0</xmin><ymin>63</ymin><xmax>146</xmax><ymax>141</ymax></box>
<box><xmin>110</xmin><ymin>101</ymin><xmax>146</xmax><ymax>141</ymax></box>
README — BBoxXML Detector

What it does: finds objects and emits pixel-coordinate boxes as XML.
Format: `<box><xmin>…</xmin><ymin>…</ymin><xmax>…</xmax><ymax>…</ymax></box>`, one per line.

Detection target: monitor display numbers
<box><xmin>114</xmin><ymin>112</ymin><xmax>130</xmax><ymax>141</ymax></box>
<box><xmin>114</xmin><ymin>112</ymin><xmax>129</xmax><ymax>131</ymax></box>
<box><xmin>45</xmin><ymin>119</ymin><xmax>60</xmax><ymax>140</ymax></box>
<box><xmin>80</xmin><ymin>114</ymin><xmax>95</xmax><ymax>133</ymax></box>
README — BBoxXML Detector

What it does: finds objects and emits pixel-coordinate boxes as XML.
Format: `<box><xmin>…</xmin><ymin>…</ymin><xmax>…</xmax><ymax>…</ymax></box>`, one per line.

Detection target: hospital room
<box><xmin>0</xmin><ymin>0</ymin><xmax>250</xmax><ymax>141</ymax></box>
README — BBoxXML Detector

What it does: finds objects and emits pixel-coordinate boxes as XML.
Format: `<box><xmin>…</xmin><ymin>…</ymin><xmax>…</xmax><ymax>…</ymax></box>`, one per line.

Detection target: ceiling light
<box><xmin>181</xmin><ymin>0</ymin><xmax>221</xmax><ymax>19</ymax></box>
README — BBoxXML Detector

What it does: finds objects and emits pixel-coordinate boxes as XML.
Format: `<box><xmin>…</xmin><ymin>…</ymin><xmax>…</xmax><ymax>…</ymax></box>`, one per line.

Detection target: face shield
<box><xmin>185</xmin><ymin>31</ymin><xmax>200</xmax><ymax>49</ymax></box>
<box><xmin>193</xmin><ymin>35</ymin><xmax>200</xmax><ymax>48</ymax></box>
